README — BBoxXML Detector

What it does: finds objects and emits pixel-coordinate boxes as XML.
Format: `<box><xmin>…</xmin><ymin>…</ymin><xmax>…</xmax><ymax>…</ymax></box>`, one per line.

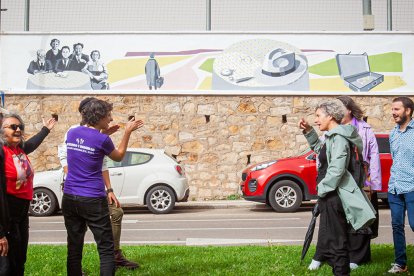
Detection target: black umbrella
<box><xmin>301</xmin><ymin>203</ymin><xmax>320</xmax><ymax>262</ymax></box>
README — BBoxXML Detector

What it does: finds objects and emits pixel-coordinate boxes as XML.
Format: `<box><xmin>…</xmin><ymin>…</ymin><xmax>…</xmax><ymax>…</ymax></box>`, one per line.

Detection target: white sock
<box><xmin>350</xmin><ymin>263</ymin><xmax>359</xmax><ymax>270</ymax></box>
<box><xmin>308</xmin><ymin>259</ymin><xmax>321</xmax><ymax>270</ymax></box>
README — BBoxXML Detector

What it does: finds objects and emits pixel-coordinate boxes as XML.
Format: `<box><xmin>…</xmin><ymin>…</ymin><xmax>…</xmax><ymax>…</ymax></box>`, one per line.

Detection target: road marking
<box><xmin>185</xmin><ymin>238</ymin><xmax>303</xmax><ymax>245</ymax></box>
<box><xmin>30</xmin><ymin>241</ymin><xmax>186</xmax><ymax>245</ymax></box>
<box><xmin>31</xmin><ymin>218</ymin><xmax>300</xmax><ymax>224</ymax></box>
<box><xmin>131</xmin><ymin>218</ymin><xmax>301</xmax><ymax>223</ymax></box>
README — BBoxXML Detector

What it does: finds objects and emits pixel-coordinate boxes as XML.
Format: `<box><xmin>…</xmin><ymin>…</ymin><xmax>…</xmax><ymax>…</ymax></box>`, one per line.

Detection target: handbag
<box><xmin>0</xmin><ymin>256</ymin><xmax>10</xmax><ymax>276</ymax></box>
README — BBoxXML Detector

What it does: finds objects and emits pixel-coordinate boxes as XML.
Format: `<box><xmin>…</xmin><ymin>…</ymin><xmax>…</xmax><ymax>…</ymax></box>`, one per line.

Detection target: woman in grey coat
<box><xmin>145</xmin><ymin>53</ymin><xmax>161</xmax><ymax>90</ymax></box>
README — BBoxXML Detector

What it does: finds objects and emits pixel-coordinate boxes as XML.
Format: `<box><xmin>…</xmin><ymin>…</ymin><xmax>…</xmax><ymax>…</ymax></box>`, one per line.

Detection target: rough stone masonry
<box><xmin>6</xmin><ymin>95</ymin><xmax>397</xmax><ymax>200</ymax></box>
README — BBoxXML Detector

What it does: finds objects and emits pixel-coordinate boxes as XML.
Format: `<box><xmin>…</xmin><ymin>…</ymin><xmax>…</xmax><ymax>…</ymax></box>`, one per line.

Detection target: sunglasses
<box><xmin>4</xmin><ymin>124</ymin><xmax>25</xmax><ymax>131</ymax></box>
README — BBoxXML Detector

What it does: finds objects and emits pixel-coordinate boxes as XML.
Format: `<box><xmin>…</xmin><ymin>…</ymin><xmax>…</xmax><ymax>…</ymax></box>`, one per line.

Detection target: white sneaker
<box><xmin>388</xmin><ymin>263</ymin><xmax>408</xmax><ymax>273</ymax></box>
<box><xmin>308</xmin><ymin>259</ymin><xmax>321</xmax><ymax>270</ymax></box>
<box><xmin>349</xmin><ymin>263</ymin><xmax>359</xmax><ymax>270</ymax></box>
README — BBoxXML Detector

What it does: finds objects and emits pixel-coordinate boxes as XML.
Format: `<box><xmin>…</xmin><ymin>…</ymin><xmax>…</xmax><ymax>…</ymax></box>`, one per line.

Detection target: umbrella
<box><xmin>301</xmin><ymin>203</ymin><xmax>320</xmax><ymax>262</ymax></box>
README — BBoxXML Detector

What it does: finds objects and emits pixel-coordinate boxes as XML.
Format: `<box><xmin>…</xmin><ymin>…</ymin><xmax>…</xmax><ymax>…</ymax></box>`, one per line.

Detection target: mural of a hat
<box><xmin>212</xmin><ymin>39</ymin><xmax>309</xmax><ymax>91</ymax></box>
<box><xmin>262</xmin><ymin>49</ymin><xmax>297</xmax><ymax>77</ymax></box>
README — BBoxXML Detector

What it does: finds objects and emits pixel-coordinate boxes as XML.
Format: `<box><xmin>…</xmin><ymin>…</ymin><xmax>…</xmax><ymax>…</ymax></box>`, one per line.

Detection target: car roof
<box><xmin>127</xmin><ymin>148</ymin><xmax>165</xmax><ymax>154</ymax></box>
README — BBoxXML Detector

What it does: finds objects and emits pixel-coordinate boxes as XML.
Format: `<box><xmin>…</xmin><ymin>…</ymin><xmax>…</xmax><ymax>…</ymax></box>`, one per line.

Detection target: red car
<box><xmin>240</xmin><ymin>134</ymin><xmax>392</xmax><ymax>212</ymax></box>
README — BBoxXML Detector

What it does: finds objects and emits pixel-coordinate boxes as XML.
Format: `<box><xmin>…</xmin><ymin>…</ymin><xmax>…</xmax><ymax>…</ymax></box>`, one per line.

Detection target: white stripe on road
<box><xmin>185</xmin><ymin>238</ymin><xmax>303</xmax><ymax>245</ymax></box>
<box><xmin>32</xmin><ymin>218</ymin><xmax>301</xmax><ymax>224</ymax></box>
<box><xmin>29</xmin><ymin>225</ymin><xmax>396</xmax><ymax>233</ymax></box>
<box><xmin>29</xmin><ymin>238</ymin><xmax>302</xmax><ymax>246</ymax></box>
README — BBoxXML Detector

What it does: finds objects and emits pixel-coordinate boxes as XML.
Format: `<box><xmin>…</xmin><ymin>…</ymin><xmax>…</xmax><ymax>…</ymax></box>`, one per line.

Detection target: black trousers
<box><xmin>314</xmin><ymin>192</ymin><xmax>350</xmax><ymax>276</ymax></box>
<box><xmin>347</xmin><ymin>191</ymin><xmax>379</xmax><ymax>265</ymax></box>
<box><xmin>6</xmin><ymin>195</ymin><xmax>30</xmax><ymax>276</ymax></box>
<box><xmin>62</xmin><ymin>193</ymin><xmax>115</xmax><ymax>276</ymax></box>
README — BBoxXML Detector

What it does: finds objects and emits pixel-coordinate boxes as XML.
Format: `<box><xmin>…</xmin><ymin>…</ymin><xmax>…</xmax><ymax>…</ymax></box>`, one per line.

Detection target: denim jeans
<box><xmin>388</xmin><ymin>191</ymin><xmax>414</xmax><ymax>267</ymax></box>
<box><xmin>62</xmin><ymin>193</ymin><xmax>115</xmax><ymax>276</ymax></box>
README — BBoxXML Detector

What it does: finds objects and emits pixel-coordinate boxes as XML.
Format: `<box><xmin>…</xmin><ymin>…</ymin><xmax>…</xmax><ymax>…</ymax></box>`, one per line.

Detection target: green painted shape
<box><xmin>199</xmin><ymin>58</ymin><xmax>215</xmax><ymax>73</ymax></box>
<box><xmin>308</xmin><ymin>58</ymin><xmax>339</xmax><ymax>76</ymax></box>
<box><xmin>369</xmin><ymin>52</ymin><xmax>402</xmax><ymax>72</ymax></box>
<box><xmin>309</xmin><ymin>52</ymin><xmax>403</xmax><ymax>76</ymax></box>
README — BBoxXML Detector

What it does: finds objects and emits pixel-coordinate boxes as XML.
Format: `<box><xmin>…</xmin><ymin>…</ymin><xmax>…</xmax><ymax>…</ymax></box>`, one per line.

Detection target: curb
<box><xmin>175</xmin><ymin>200</ymin><xmax>267</xmax><ymax>210</ymax></box>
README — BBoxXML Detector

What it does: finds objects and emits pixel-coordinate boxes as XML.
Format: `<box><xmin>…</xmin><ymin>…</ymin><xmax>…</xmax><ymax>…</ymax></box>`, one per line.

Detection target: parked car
<box><xmin>30</xmin><ymin>148</ymin><xmax>189</xmax><ymax>216</ymax></box>
<box><xmin>240</xmin><ymin>134</ymin><xmax>391</xmax><ymax>212</ymax></box>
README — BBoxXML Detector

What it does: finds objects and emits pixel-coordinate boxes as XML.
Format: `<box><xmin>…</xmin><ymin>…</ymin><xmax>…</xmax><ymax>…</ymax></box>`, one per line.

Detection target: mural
<box><xmin>0</xmin><ymin>33</ymin><xmax>412</xmax><ymax>93</ymax></box>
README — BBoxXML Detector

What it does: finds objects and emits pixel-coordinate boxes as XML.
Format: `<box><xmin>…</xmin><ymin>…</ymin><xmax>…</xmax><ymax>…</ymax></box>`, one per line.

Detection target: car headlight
<box><xmin>250</xmin><ymin>161</ymin><xmax>277</xmax><ymax>172</ymax></box>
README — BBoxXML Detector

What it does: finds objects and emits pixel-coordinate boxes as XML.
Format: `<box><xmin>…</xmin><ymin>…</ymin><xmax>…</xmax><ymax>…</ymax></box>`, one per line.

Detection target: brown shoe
<box><xmin>114</xmin><ymin>249</ymin><xmax>139</xmax><ymax>270</ymax></box>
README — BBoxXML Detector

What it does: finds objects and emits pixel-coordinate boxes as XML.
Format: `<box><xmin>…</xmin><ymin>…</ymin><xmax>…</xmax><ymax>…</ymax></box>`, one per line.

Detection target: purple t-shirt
<box><xmin>64</xmin><ymin>126</ymin><xmax>115</xmax><ymax>197</ymax></box>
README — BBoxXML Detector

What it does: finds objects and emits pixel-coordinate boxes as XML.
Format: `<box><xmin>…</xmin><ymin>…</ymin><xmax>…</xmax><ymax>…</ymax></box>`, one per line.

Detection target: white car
<box><xmin>30</xmin><ymin>148</ymin><xmax>189</xmax><ymax>216</ymax></box>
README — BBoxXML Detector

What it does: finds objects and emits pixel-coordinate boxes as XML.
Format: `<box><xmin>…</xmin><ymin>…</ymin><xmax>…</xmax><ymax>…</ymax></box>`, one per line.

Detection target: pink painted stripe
<box><xmin>125</xmin><ymin>49</ymin><xmax>222</xmax><ymax>57</ymax></box>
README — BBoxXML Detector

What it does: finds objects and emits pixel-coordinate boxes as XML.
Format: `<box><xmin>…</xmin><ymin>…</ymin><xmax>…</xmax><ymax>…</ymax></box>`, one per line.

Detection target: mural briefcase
<box><xmin>336</xmin><ymin>53</ymin><xmax>384</xmax><ymax>92</ymax></box>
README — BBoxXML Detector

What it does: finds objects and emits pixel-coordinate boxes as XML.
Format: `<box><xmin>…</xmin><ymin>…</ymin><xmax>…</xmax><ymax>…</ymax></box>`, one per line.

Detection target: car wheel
<box><xmin>146</xmin><ymin>185</ymin><xmax>176</xmax><ymax>214</ymax></box>
<box><xmin>30</xmin><ymin>188</ymin><xmax>58</xmax><ymax>217</ymax></box>
<box><xmin>268</xmin><ymin>180</ymin><xmax>303</xmax><ymax>212</ymax></box>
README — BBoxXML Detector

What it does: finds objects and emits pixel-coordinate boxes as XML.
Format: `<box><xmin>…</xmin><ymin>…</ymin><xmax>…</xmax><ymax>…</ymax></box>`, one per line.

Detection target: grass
<box><xmin>26</xmin><ymin>244</ymin><xmax>413</xmax><ymax>275</ymax></box>
<box><xmin>226</xmin><ymin>194</ymin><xmax>242</xmax><ymax>200</ymax></box>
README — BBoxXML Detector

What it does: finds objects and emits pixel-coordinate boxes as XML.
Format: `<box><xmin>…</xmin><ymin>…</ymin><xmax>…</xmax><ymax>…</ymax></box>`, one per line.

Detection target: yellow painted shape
<box><xmin>198</xmin><ymin>76</ymin><xmax>212</xmax><ymax>90</ymax></box>
<box><xmin>107</xmin><ymin>56</ymin><xmax>191</xmax><ymax>83</ymax></box>
<box><xmin>310</xmin><ymin>76</ymin><xmax>406</xmax><ymax>92</ymax></box>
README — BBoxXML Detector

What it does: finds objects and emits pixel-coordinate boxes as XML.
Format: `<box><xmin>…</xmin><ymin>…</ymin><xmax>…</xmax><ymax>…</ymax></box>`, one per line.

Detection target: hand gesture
<box><xmin>299</xmin><ymin>118</ymin><xmax>312</xmax><ymax>133</ymax></box>
<box><xmin>102</xmin><ymin>124</ymin><xmax>120</xmax><ymax>136</ymax></box>
<box><xmin>107</xmin><ymin>191</ymin><xmax>121</xmax><ymax>208</ymax></box>
<box><xmin>125</xmin><ymin>119</ymin><xmax>144</xmax><ymax>133</ymax></box>
<box><xmin>0</xmin><ymin>236</ymin><xmax>8</xmax><ymax>256</ymax></box>
<box><xmin>43</xmin><ymin>117</ymin><xmax>57</xmax><ymax>130</ymax></box>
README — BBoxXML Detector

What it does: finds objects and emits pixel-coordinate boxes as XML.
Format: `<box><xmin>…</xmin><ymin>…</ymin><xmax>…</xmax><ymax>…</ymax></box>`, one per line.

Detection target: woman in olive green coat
<box><xmin>299</xmin><ymin>100</ymin><xmax>375</xmax><ymax>275</ymax></box>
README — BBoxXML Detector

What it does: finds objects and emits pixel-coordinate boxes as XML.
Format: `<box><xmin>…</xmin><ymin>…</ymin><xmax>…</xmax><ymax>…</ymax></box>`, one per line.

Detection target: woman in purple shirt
<box><xmin>62</xmin><ymin>98</ymin><xmax>143</xmax><ymax>276</ymax></box>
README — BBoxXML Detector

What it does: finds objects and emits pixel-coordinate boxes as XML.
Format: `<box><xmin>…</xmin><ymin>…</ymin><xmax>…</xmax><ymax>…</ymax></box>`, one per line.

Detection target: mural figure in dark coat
<box><xmin>70</xmin><ymin>43</ymin><xmax>89</xmax><ymax>72</ymax></box>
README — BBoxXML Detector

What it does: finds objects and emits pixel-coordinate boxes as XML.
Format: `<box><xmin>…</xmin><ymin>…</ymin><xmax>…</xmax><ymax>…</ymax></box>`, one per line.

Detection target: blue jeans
<box><xmin>62</xmin><ymin>193</ymin><xmax>115</xmax><ymax>276</ymax></box>
<box><xmin>388</xmin><ymin>191</ymin><xmax>414</xmax><ymax>267</ymax></box>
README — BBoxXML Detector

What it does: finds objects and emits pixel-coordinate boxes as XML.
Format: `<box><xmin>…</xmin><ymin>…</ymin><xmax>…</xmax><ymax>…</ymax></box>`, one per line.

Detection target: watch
<box><xmin>106</xmin><ymin>188</ymin><xmax>114</xmax><ymax>194</ymax></box>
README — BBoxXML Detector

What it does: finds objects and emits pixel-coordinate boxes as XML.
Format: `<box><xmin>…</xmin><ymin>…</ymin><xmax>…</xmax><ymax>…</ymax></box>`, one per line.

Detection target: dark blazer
<box><xmin>27</xmin><ymin>60</ymin><xmax>53</xmax><ymax>74</ymax></box>
<box><xmin>69</xmin><ymin>54</ymin><xmax>89</xmax><ymax>72</ymax></box>
<box><xmin>54</xmin><ymin>58</ymin><xmax>76</xmax><ymax>73</ymax></box>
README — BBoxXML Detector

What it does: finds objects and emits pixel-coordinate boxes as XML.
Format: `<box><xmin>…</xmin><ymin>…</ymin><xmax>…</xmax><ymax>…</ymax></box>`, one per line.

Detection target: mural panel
<box><xmin>0</xmin><ymin>32</ymin><xmax>412</xmax><ymax>93</ymax></box>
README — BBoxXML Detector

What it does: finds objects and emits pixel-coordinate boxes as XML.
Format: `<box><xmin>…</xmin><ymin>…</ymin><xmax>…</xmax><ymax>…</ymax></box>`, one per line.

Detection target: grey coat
<box><xmin>304</xmin><ymin>125</ymin><xmax>376</xmax><ymax>230</ymax></box>
<box><xmin>145</xmin><ymin>58</ymin><xmax>160</xmax><ymax>86</ymax></box>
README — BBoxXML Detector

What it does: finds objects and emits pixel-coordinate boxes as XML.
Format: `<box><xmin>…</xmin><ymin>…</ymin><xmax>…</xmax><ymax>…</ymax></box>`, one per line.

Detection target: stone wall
<box><xmin>6</xmin><ymin>95</ymin><xmax>398</xmax><ymax>200</ymax></box>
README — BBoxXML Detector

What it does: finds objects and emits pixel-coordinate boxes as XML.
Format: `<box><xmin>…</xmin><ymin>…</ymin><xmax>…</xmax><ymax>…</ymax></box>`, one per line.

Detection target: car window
<box><xmin>376</xmin><ymin>137</ymin><xmax>390</xmax><ymax>154</ymax></box>
<box><xmin>126</xmin><ymin>152</ymin><xmax>153</xmax><ymax>166</ymax></box>
<box><xmin>106</xmin><ymin>158</ymin><xmax>123</xmax><ymax>168</ymax></box>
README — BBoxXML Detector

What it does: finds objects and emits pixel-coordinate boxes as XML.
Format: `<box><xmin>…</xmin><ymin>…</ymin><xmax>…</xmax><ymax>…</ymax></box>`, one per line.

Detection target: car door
<box><xmin>106</xmin><ymin>157</ymin><xmax>125</xmax><ymax>197</ymax></box>
<box><xmin>119</xmin><ymin>151</ymin><xmax>155</xmax><ymax>204</ymax></box>
<box><xmin>376</xmin><ymin>136</ymin><xmax>392</xmax><ymax>193</ymax></box>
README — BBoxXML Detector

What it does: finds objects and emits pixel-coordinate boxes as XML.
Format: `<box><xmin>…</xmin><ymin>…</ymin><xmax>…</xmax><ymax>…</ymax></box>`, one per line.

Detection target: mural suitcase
<box><xmin>336</xmin><ymin>53</ymin><xmax>384</xmax><ymax>92</ymax></box>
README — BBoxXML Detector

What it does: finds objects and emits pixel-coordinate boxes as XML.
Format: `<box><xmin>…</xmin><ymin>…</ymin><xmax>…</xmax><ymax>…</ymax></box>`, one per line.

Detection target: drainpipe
<box><xmin>206</xmin><ymin>0</ymin><xmax>211</xmax><ymax>31</ymax></box>
<box><xmin>362</xmin><ymin>0</ymin><xmax>374</xmax><ymax>30</ymax></box>
<box><xmin>24</xmin><ymin>0</ymin><xmax>30</xmax><ymax>31</ymax></box>
<box><xmin>387</xmin><ymin>0</ymin><xmax>392</xmax><ymax>31</ymax></box>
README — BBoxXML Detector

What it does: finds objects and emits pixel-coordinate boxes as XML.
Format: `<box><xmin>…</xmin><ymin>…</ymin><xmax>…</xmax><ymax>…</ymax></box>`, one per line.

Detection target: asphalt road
<box><xmin>29</xmin><ymin>203</ymin><xmax>413</xmax><ymax>246</ymax></box>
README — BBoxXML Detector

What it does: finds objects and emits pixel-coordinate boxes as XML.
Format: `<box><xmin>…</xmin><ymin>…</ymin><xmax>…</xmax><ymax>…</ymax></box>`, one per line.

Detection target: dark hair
<box><xmin>73</xmin><ymin>43</ymin><xmax>84</xmax><ymax>49</ymax></box>
<box><xmin>61</xmin><ymin>46</ymin><xmax>70</xmax><ymax>52</ymax></box>
<box><xmin>50</xmin><ymin>38</ymin><xmax>60</xmax><ymax>46</ymax></box>
<box><xmin>337</xmin><ymin>96</ymin><xmax>364</xmax><ymax>121</ymax></box>
<box><xmin>78</xmin><ymin>97</ymin><xmax>96</xmax><ymax>113</ymax></box>
<box><xmin>81</xmin><ymin>99</ymin><xmax>113</xmax><ymax>126</ymax></box>
<box><xmin>90</xmin><ymin>50</ymin><xmax>100</xmax><ymax>59</ymax></box>
<box><xmin>393</xmin><ymin>97</ymin><xmax>414</xmax><ymax>117</ymax></box>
